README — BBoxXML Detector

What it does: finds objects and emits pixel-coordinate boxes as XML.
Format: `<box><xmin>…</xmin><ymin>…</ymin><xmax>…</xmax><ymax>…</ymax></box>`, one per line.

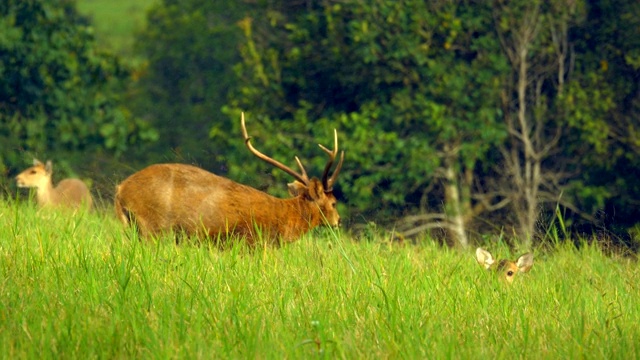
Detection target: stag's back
<box><xmin>15</xmin><ymin>159</ymin><xmax>93</xmax><ymax>210</ymax></box>
<box><xmin>115</xmin><ymin>163</ymin><xmax>247</xmax><ymax>237</ymax></box>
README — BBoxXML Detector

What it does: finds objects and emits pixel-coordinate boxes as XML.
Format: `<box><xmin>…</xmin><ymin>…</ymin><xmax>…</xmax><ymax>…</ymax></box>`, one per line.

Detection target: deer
<box><xmin>475</xmin><ymin>248</ymin><xmax>534</xmax><ymax>283</ymax></box>
<box><xmin>114</xmin><ymin>113</ymin><xmax>344</xmax><ymax>244</ymax></box>
<box><xmin>15</xmin><ymin>159</ymin><xmax>93</xmax><ymax>210</ymax></box>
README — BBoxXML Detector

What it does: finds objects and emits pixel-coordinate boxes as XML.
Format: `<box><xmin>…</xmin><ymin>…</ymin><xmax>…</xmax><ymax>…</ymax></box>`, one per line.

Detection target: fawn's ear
<box><xmin>516</xmin><ymin>253</ymin><xmax>534</xmax><ymax>273</ymax></box>
<box><xmin>475</xmin><ymin>248</ymin><xmax>495</xmax><ymax>269</ymax></box>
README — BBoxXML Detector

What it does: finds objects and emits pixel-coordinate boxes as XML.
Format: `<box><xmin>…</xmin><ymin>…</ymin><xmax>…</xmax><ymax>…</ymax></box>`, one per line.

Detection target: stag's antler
<box><xmin>241</xmin><ymin>113</ymin><xmax>310</xmax><ymax>185</ymax></box>
<box><xmin>318</xmin><ymin>129</ymin><xmax>344</xmax><ymax>191</ymax></box>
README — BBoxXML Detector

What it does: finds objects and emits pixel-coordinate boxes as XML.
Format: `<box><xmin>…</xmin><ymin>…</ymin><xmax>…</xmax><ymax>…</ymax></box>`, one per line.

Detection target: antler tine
<box><xmin>241</xmin><ymin>113</ymin><xmax>310</xmax><ymax>185</ymax></box>
<box><xmin>318</xmin><ymin>129</ymin><xmax>344</xmax><ymax>190</ymax></box>
<box><xmin>328</xmin><ymin>150</ymin><xmax>344</xmax><ymax>189</ymax></box>
<box><xmin>294</xmin><ymin>156</ymin><xmax>309</xmax><ymax>182</ymax></box>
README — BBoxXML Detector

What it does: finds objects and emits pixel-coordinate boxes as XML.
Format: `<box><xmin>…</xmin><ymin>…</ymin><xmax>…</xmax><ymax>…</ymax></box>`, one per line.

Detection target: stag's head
<box><xmin>241</xmin><ymin>113</ymin><xmax>344</xmax><ymax>228</ymax></box>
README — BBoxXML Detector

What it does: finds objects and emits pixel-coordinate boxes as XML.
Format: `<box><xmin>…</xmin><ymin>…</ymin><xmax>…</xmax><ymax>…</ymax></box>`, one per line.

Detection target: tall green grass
<box><xmin>0</xmin><ymin>201</ymin><xmax>638</xmax><ymax>358</ymax></box>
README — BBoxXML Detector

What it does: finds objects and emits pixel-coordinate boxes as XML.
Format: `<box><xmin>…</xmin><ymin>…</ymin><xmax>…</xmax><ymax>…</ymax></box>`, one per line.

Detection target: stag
<box><xmin>114</xmin><ymin>113</ymin><xmax>344</xmax><ymax>243</ymax></box>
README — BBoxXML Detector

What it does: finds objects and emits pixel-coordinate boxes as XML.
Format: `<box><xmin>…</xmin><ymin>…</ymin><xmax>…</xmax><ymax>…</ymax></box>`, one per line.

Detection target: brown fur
<box><xmin>114</xmin><ymin>163</ymin><xmax>340</xmax><ymax>243</ymax></box>
<box><xmin>15</xmin><ymin>159</ymin><xmax>93</xmax><ymax>210</ymax></box>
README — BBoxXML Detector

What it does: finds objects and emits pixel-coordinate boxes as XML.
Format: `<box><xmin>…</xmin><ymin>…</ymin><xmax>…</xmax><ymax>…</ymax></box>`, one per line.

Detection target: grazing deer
<box><xmin>114</xmin><ymin>113</ymin><xmax>344</xmax><ymax>243</ymax></box>
<box><xmin>15</xmin><ymin>159</ymin><xmax>93</xmax><ymax>210</ymax></box>
<box><xmin>475</xmin><ymin>248</ymin><xmax>534</xmax><ymax>283</ymax></box>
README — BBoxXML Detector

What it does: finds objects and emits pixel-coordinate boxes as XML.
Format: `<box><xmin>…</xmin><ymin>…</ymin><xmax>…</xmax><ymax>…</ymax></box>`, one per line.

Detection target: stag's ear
<box><xmin>289</xmin><ymin>179</ymin><xmax>325</xmax><ymax>200</ymax></box>
<box><xmin>307</xmin><ymin>179</ymin><xmax>325</xmax><ymax>200</ymax></box>
<box><xmin>287</xmin><ymin>181</ymin><xmax>308</xmax><ymax>197</ymax></box>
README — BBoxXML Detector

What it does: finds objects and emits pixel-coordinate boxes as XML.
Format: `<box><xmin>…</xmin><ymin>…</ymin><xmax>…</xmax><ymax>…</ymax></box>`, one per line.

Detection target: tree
<box><xmin>491</xmin><ymin>0</ymin><xmax>630</xmax><ymax>246</ymax></box>
<box><xmin>133</xmin><ymin>0</ymin><xmax>246</xmax><ymax>169</ymax></box>
<box><xmin>565</xmin><ymin>0</ymin><xmax>640</xmax><ymax>235</ymax></box>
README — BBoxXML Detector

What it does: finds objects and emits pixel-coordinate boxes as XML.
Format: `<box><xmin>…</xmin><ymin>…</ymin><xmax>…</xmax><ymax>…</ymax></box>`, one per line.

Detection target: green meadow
<box><xmin>1</xmin><ymin>201</ymin><xmax>638</xmax><ymax>358</ymax></box>
<box><xmin>77</xmin><ymin>0</ymin><xmax>156</xmax><ymax>56</ymax></box>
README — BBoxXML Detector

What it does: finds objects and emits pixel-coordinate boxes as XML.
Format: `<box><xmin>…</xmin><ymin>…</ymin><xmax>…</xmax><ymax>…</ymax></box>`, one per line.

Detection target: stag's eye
<box><xmin>507</xmin><ymin>270</ymin><xmax>514</xmax><ymax>277</ymax></box>
<box><xmin>30</xmin><ymin>170</ymin><xmax>37</xmax><ymax>174</ymax></box>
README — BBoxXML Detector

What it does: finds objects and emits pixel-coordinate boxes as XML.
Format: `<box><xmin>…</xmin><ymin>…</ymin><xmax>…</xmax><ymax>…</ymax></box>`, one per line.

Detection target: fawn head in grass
<box><xmin>475</xmin><ymin>248</ymin><xmax>534</xmax><ymax>283</ymax></box>
<box><xmin>114</xmin><ymin>113</ymin><xmax>344</xmax><ymax>243</ymax></box>
<box><xmin>15</xmin><ymin>159</ymin><xmax>93</xmax><ymax>210</ymax></box>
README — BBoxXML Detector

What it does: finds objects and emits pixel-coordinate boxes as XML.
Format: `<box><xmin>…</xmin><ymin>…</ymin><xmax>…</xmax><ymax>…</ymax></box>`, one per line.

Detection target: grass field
<box><xmin>1</xmin><ymin>201</ymin><xmax>638</xmax><ymax>358</ymax></box>
<box><xmin>76</xmin><ymin>0</ymin><xmax>157</xmax><ymax>57</ymax></box>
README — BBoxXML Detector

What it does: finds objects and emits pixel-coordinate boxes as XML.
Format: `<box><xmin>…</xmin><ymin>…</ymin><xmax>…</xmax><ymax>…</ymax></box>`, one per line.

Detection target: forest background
<box><xmin>1</xmin><ymin>0</ymin><xmax>639</xmax><ymax>249</ymax></box>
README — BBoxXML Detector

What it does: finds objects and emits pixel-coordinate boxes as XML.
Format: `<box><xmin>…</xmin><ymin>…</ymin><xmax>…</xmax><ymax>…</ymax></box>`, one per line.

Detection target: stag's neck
<box><xmin>278</xmin><ymin>197</ymin><xmax>323</xmax><ymax>240</ymax></box>
<box><xmin>244</xmin><ymin>193</ymin><xmax>322</xmax><ymax>242</ymax></box>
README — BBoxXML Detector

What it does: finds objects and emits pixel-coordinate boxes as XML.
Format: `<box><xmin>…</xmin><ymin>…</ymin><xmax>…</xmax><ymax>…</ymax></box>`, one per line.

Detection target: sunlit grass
<box><xmin>76</xmin><ymin>0</ymin><xmax>156</xmax><ymax>58</ymax></box>
<box><xmin>0</xmin><ymin>200</ymin><xmax>638</xmax><ymax>358</ymax></box>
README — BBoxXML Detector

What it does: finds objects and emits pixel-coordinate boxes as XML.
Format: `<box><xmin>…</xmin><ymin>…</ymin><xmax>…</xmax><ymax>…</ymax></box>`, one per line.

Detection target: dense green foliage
<box><xmin>568</xmin><ymin>0</ymin><xmax>640</xmax><ymax>229</ymax></box>
<box><xmin>228</xmin><ymin>2</ymin><xmax>508</xmax><ymax>213</ymax></box>
<box><xmin>132</xmin><ymin>0</ymin><xmax>246</xmax><ymax>168</ymax></box>
<box><xmin>205</xmin><ymin>2</ymin><xmax>498</xmax><ymax>247</ymax></box>
<box><xmin>1</xmin><ymin>202</ymin><xmax>639</xmax><ymax>358</ymax></box>
<box><xmin>232</xmin><ymin>0</ymin><xmax>640</xmax><ymax>245</ymax></box>
<box><xmin>218</xmin><ymin>0</ymin><xmax>639</xmax><ymax>245</ymax></box>
<box><xmin>0</xmin><ymin>0</ymin><xmax>156</xmax><ymax>185</ymax></box>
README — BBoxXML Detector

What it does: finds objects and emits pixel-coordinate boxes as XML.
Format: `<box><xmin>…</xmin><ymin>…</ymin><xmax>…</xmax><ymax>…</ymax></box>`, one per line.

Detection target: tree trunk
<box><xmin>443</xmin><ymin>146</ymin><xmax>469</xmax><ymax>248</ymax></box>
